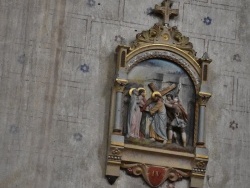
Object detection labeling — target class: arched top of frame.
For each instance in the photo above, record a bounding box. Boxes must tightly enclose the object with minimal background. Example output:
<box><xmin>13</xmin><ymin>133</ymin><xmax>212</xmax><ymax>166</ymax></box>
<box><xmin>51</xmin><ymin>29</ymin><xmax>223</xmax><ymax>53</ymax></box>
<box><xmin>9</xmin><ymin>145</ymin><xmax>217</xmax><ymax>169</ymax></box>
<box><xmin>125</xmin><ymin>45</ymin><xmax>201</xmax><ymax>94</ymax></box>
<box><xmin>115</xmin><ymin>24</ymin><xmax>203</xmax><ymax>94</ymax></box>
<box><xmin>126</xmin><ymin>44</ymin><xmax>201</xmax><ymax>75</ymax></box>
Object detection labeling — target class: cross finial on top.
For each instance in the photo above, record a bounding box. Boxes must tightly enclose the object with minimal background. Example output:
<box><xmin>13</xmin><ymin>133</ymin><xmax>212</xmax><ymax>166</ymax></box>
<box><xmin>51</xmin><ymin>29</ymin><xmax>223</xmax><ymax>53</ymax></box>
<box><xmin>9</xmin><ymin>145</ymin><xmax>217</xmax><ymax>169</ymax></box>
<box><xmin>154</xmin><ymin>0</ymin><xmax>179</xmax><ymax>26</ymax></box>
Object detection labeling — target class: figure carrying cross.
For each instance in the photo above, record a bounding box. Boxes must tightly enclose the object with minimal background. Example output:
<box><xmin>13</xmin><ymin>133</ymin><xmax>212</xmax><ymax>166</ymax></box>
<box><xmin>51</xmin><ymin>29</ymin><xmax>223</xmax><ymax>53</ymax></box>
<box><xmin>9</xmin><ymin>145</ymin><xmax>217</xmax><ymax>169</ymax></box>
<box><xmin>140</xmin><ymin>82</ymin><xmax>176</xmax><ymax>143</ymax></box>
<box><xmin>154</xmin><ymin>0</ymin><xmax>179</xmax><ymax>26</ymax></box>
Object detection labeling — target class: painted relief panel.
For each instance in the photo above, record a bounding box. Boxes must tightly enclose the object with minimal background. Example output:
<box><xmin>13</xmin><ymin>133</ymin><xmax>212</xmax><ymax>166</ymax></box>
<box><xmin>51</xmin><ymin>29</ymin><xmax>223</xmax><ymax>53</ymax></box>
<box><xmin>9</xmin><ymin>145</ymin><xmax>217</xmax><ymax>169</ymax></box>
<box><xmin>123</xmin><ymin>59</ymin><xmax>195</xmax><ymax>151</ymax></box>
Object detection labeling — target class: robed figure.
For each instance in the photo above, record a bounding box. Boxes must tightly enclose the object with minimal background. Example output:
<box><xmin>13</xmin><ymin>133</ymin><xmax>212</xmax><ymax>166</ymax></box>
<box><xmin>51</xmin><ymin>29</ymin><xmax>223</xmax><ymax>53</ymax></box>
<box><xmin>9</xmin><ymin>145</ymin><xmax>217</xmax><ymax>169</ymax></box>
<box><xmin>165</xmin><ymin>96</ymin><xmax>188</xmax><ymax>147</ymax></box>
<box><xmin>148</xmin><ymin>91</ymin><xmax>168</xmax><ymax>144</ymax></box>
<box><xmin>126</xmin><ymin>88</ymin><xmax>143</xmax><ymax>138</ymax></box>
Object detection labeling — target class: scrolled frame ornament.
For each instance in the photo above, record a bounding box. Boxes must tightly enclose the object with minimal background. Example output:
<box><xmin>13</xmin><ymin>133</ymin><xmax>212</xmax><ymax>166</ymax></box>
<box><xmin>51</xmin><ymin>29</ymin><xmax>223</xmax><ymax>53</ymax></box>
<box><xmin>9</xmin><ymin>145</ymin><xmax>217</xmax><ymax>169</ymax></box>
<box><xmin>121</xmin><ymin>163</ymin><xmax>191</xmax><ymax>188</ymax></box>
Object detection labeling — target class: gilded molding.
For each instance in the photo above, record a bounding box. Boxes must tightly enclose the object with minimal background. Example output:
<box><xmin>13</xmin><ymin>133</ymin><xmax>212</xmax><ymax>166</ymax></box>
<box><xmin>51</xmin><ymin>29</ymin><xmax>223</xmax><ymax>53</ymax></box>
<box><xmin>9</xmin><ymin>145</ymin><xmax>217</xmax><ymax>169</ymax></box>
<box><xmin>124</xmin><ymin>143</ymin><xmax>195</xmax><ymax>158</ymax></box>
<box><xmin>198</xmin><ymin>52</ymin><xmax>212</xmax><ymax>65</ymax></box>
<box><xmin>126</xmin><ymin>49</ymin><xmax>201</xmax><ymax>94</ymax></box>
<box><xmin>196</xmin><ymin>154</ymin><xmax>209</xmax><ymax>159</ymax></box>
<box><xmin>108</xmin><ymin>155</ymin><xmax>122</xmax><ymax>161</ymax></box>
<box><xmin>125</xmin><ymin>44</ymin><xmax>200</xmax><ymax>72</ymax></box>
<box><xmin>191</xmin><ymin>173</ymin><xmax>205</xmax><ymax>177</ymax></box>
<box><xmin>110</xmin><ymin>141</ymin><xmax>124</xmax><ymax>147</ymax></box>
<box><xmin>107</xmin><ymin>146</ymin><xmax>124</xmax><ymax>165</ymax></box>
<box><xmin>192</xmin><ymin>159</ymin><xmax>208</xmax><ymax>177</ymax></box>
<box><xmin>114</xmin><ymin>78</ymin><xmax>128</xmax><ymax>92</ymax></box>
<box><xmin>198</xmin><ymin>92</ymin><xmax>212</xmax><ymax>106</ymax></box>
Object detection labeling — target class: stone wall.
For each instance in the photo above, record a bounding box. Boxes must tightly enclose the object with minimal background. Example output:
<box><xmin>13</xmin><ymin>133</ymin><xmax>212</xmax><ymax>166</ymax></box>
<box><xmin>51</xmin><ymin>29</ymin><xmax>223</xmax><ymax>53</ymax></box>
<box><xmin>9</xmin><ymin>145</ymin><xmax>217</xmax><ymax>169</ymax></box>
<box><xmin>0</xmin><ymin>0</ymin><xmax>249</xmax><ymax>187</ymax></box>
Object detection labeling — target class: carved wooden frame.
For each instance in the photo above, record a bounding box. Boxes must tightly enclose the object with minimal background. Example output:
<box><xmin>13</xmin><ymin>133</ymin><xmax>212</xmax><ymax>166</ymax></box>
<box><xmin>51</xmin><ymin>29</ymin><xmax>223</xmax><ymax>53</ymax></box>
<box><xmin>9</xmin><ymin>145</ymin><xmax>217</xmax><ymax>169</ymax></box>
<box><xmin>105</xmin><ymin>1</ymin><xmax>212</xmax><ymax>188</ymax></box>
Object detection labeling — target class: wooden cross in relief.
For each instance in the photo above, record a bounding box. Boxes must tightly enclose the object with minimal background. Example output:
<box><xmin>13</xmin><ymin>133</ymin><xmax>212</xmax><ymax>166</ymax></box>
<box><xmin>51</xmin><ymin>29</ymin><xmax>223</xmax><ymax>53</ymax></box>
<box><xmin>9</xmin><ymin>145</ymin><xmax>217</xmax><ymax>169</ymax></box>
<box><xmin>154</xmin><ymin>0</ymin><xmax>179</xmax><ymax>26</ymax></box>
<box><xmin>148</xmin><ymin>82</ymin><xmax>176</xmax><ymax>97</ymax></box>
<box><xmin>143</xmin><ymin>82</ymin><xmax>176</xmax><ymax>109</ymax></box>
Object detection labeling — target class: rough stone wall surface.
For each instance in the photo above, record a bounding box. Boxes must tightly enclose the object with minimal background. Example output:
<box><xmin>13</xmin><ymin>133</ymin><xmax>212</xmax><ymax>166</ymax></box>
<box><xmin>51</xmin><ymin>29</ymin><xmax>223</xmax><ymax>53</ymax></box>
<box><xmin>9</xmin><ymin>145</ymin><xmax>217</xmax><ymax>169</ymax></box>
<box><xmin>0</xmin><ymin>0</ymin><xmax>249</xmax><ymax>188</ymax></box>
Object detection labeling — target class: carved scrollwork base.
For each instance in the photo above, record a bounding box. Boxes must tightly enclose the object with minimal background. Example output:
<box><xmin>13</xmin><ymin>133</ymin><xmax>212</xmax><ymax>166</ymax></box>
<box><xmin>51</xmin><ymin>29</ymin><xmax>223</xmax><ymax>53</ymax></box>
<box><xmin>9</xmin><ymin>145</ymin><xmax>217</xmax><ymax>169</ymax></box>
<box><xmin>121</xmin><ymin>163</ymin><xmax>191</xmax><ymax>188</ymax></box>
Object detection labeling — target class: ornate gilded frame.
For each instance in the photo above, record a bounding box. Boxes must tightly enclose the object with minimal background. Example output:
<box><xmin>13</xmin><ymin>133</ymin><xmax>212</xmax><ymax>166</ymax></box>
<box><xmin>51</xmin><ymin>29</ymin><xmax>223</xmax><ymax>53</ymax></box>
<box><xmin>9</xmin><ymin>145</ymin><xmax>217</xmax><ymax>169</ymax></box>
<box><xmin>105</xmin><ymin>1</ymin><xmax>212</xmax><ymax>187</ymax></box>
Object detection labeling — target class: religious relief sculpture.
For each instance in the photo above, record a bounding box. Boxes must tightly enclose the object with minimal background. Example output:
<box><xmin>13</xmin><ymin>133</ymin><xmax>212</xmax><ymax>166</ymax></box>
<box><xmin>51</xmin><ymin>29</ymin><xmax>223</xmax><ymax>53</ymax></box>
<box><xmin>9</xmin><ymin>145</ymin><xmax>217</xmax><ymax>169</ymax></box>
<box><xmin>148</xmin><ymin>91</ymin><xmax>168</xmax><ymax>144</ymax></box>
<box><xmin>126</xmin><ymin>88</ymin><xmax>145</xmax><ymax>138</ymax></box>
<box><xmin>165</xmin><ymin>94</ymin><xmax>188</xmax><ymax>147</ymax></box>
<box><xmin>123</xmin><ymin>58</ymin><xmax>194</xmax><ymax>150</ymax></box>
<box><xmin>106</xmin><ymin>1</ymin><xmax>212</xmax><ymax>188</ymax></box>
